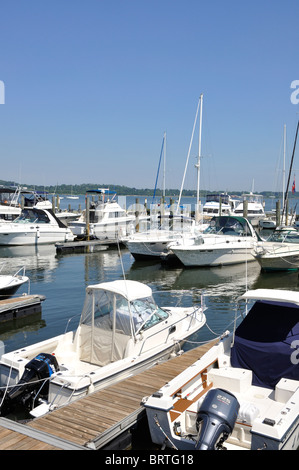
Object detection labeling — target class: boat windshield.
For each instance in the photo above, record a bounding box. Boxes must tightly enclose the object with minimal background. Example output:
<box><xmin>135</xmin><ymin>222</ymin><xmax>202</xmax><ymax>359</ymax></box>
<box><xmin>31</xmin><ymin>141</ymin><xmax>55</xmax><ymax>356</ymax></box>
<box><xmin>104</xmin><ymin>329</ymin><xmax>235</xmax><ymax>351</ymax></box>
<box><xmin>267</xmin><ymin>230</ymin><xmax>299</xmax><ymax>244</ymax></box>
<box><xmin>13</xmin><ymin>208</ymin><xmax>50</xmax><ymax>224</ymax></box>
<box><xmin>204</xmin><ymin>216</ymin><xmax>251</xmax><ymax>236</ymax></box>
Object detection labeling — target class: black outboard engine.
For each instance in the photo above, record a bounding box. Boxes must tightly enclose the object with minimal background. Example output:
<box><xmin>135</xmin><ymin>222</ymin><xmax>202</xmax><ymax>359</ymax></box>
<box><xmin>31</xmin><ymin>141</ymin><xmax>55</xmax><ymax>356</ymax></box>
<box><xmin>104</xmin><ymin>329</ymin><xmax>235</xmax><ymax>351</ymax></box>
<box><xmin>0</xmin><ymin>353</ymin><xmax>59</xmax><ymax>416</ymax></box>
<box><xmin>195</xmin><ymin>388</ymin><xmax>240</xmax><ymax>450</ymax></box>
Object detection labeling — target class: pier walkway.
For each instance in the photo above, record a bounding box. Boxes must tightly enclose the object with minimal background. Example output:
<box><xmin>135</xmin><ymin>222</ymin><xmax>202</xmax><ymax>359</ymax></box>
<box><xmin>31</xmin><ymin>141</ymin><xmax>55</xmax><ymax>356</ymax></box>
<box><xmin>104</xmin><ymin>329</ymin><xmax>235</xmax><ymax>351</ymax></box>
<box><xmin>0</xmin><ymin>340</ymin><xmax>217</xmax><ymax>450</ymax></box>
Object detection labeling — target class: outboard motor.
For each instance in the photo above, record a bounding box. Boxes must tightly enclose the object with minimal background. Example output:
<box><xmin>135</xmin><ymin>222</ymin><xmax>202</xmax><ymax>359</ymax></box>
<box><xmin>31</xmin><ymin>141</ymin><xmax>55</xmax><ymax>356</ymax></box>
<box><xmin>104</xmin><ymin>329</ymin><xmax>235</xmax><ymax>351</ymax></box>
<box><xmin>195</xmin><ymin>388</ymin><xmax>240</xmax><ymax>450</ymax></box>
<box><xmin>0</xmin><ymin>353</ymin><xmax>59</xmax><ymax>416</ymax></box>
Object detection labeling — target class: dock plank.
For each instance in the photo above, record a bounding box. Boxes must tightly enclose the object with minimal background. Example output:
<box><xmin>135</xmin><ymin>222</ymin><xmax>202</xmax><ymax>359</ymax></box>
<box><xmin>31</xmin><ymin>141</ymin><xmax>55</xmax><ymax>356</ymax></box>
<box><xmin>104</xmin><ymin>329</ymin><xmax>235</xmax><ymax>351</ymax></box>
<box><xmin>27</xmin><ymin>340</ymin><xmax>217</xmax><ymax>449</ymax></box>
<box><xmin>0</xmin><ymin>340</ymin><xmax>218</xmax><ymax>450</ymax></box>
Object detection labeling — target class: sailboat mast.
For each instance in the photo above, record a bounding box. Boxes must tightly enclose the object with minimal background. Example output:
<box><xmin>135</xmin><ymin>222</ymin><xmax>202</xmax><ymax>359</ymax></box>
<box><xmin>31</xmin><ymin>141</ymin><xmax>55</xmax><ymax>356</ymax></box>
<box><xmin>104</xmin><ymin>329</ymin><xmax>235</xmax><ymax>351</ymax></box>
<box><xmin>196</xmin><ymin>93</ymin><xmax>203</xmax><ymax>204</ymax></box>
<box><xmin>163</xmin><ymin>132</ymin><xmax>166</xmax><ymax>199</ymax></box>
<box><xmin>282</xmin><ymin>124</ymin><xmax>286</xmax><ymax>213</ymax></box>
<box><xmin>282</xmin><ymin>120</ymin><xmax>299</xmax><ymax>219</ymax></box>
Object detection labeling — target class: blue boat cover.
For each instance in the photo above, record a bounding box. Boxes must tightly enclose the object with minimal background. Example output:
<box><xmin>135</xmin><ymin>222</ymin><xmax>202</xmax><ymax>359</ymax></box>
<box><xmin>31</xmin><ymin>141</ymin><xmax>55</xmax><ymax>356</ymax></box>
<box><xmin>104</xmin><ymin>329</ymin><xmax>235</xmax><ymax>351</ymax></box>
<box><xmin>231</xmin><ymin>300</ymin><xmax>299</xmax><ymax>389</ymax></box>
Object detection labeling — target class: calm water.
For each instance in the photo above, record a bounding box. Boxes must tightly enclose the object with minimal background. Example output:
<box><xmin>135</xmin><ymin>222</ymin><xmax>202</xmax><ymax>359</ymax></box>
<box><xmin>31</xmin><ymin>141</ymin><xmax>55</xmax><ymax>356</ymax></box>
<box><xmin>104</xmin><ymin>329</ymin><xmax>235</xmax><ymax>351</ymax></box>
<box><xmin>1</xmin><ymin>194</ymin><xmax>299</xmax><ymax>356</ymax></box>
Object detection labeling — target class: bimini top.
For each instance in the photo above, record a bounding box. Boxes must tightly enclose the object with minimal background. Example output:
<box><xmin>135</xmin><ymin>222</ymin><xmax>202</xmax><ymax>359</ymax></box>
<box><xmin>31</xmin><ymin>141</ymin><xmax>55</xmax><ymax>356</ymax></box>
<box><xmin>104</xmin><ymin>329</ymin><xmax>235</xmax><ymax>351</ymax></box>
<box><xmin>86</xmin><ymin>280</ymin><xmax>153</xmax><ymax>302</ymax></box>
<box><xmin>238</xmin><ymin>288</ymin><xmax>299</xmax><ymax>306</ymax></box>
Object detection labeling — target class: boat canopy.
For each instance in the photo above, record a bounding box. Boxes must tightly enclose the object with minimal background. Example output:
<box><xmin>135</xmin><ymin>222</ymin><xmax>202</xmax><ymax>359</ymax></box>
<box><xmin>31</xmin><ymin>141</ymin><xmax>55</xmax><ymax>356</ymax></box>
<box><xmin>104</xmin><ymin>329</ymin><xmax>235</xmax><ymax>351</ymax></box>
<box><xmin>87</xmin><ymin>280</ymin><xmax>152</xmax><ymax>301</ymax></box>
<box><xmin>78</xmin><ymin>280</ymin><xmax>169</xmax><ymax>366</ymax></box>
<box><xmin>238</xmin><ymin>288</ymin><xmax>299</xmax><ymax>306</ymax></box>
<box><xmin>231</xmin><ymin>292</ymin><xmax>299</xmax><ymax>389</ymax></box>
<box><xmin>204</xmin><ymin>216</ymin><xmax>255</xmax><ymax>236</ymax></box>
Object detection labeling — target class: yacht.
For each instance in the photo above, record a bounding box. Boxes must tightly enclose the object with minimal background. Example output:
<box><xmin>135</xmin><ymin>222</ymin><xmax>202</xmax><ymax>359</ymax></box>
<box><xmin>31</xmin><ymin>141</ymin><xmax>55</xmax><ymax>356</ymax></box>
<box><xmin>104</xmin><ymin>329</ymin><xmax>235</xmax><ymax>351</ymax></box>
<box><xmin>253</xmin><ymin>228</ymin><xmax>299</xmax><ymax>271</ymax></box>
<box><xmin>0</xmin><ymin>206</ymin><xmax>75</xmax><ymax>245</ymax></box>
<box><xmin>0</xmin><ymin>279</ymin><xmax>206</xmax><ymax>418</ymax></box>
<box><xmin>202</xmin><ymin>193</ymin><xmax>240</xmax><ymax>219</ymax></box>
<box><xmin>232</xmin><ymin>193</ymin><xmax>265</xmax><ymax>227</ymax></box>
<box><xmin>168</xmin><ymin>216</ymin><xmax>258</xmax><ymax>267</ymax></box>
<box><xmin>123</xmin><ymin>215</ymin><xmax>197</xmax><ymax>260</ymax></box>
<box><xmin>69</xmin><ymin>189</ymin><xmax>135</xmax><ymax>240</ymax></box>
<box><xmin>144</xmin><ymin>289</ymin><xmax>299</xmax><ymax>450</ymax></box>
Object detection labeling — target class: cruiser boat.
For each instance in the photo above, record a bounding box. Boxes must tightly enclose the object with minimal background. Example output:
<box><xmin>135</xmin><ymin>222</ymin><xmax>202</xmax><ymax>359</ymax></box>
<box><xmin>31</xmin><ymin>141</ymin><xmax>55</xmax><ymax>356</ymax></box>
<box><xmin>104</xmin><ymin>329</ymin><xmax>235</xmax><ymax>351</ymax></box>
<box><xmin>123</xmin><ymin>216</ymin><xmax>198</xmax><ymax>260</ymax></box>
<box><xmin>0</xmin><ymin>279</ymin><xmax>206</xmax><ymax>418</ymax></box>
<box><xmin>69</xmin><ymin>189</ymin><xmax>135</xmax><ymax>240</ymax></box>
<box><xmin>144</xmin><ymin>289</ymin><xmax>299</xmax><ymax>450</ymax></box>
<box><xmin>253</xmin><ymin>228</ymin><xmax>299</xmax><ymax>271</ymax></box>
<box><xmin>168</xmin><ymin>216</ymin><xmax>258</xmax><ymax>267</ymax></box>
<box><xmin>0</xmin><ymin>206</ymin><xmax>75</xmax><ymax>245</ymax></box>
<box><xmin>202</xmin><ymin>193</ymin><xmax>240</xmax><ymax>220</ymax></box>
<box><xmin>232</xmin><ymin>193</ymin><xmax>265</xmax><ymax>227</ymax></box>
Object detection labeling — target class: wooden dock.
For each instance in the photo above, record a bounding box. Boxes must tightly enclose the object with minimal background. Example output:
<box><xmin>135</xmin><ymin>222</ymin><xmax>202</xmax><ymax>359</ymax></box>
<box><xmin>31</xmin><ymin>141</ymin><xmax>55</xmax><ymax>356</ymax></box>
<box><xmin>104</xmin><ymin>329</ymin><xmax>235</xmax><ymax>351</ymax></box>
<box><xmin>0</xmin><ymin>294</ymin><xmax>45</xmax><ymax>322</ymax></box>
<box><xmin>55</xmin><ymin>239</ymin><xmax>119</xmax><ymax>254</ymax></box>
<box><xmin>0</xmin><ymin>340</ymin><xmax>217</xmax><ymax>450</ymax></box>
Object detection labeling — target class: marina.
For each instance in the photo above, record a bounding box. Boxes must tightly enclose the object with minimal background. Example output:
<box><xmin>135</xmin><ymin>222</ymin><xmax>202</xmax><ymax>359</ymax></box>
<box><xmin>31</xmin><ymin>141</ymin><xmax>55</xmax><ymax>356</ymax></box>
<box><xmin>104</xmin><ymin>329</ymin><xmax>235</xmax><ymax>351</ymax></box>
<box><xmin>0</xmin><ymin>195</ymin><xmax>298</xmax><ymax>451</ymax></box>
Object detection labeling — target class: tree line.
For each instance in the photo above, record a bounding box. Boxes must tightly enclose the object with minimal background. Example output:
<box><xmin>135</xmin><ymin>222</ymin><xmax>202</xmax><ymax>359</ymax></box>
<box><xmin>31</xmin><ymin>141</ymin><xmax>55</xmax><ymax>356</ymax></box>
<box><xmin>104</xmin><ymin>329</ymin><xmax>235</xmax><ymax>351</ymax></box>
<box><xmin>0</xmin><ymin>180</ymin><xmax>296</xmax><ymax>198</ymax></box>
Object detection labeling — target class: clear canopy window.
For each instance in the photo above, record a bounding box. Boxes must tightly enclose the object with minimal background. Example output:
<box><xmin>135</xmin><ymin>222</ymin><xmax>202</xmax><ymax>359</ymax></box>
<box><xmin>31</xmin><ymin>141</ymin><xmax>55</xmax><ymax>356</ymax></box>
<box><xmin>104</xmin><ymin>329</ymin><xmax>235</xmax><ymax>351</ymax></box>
<box><xmin>78</xmin><ymin>281</ymin><xmax>169</xmax><ymax>366</ymax></box>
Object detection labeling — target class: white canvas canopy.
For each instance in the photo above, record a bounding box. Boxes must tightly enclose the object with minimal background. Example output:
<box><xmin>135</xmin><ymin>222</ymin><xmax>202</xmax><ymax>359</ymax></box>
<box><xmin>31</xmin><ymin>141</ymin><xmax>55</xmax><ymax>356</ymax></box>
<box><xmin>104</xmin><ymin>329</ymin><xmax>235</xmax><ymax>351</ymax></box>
<box><xmin>77</xmin><ymin>280</ymin><xmax>169</xmax><ymax>366</ymax></box>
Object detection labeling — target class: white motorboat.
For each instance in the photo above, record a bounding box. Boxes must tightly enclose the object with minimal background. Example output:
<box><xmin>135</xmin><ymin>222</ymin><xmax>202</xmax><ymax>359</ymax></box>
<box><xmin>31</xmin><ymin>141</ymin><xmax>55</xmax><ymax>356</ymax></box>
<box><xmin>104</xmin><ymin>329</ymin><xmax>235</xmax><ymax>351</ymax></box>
<box><xmin>0</xmin><ymin>206</ymin><xmax>75</xmax><ymax>246</ymax></box>
<box><xmin>233</xmin><ymin>193</ymin><xmax>265</xmax><ymax>227</ymax></box>
<box><xmin>168</xmin><ymin>216</ymin><xmax>258</xmax><ymax>267</ymax></box>
<box><xmin>254</xmin><ymin>228</ymin><xmax>299</xmax><ymax>271</ymax></box>
<box><xmin>124</xmin><ymin>216</ymin><xmax>198</xmax><ymax>260</ymax></box>
<box><xmin>0</xmin><ymin>279</ymin><xmax>206</xmax><ymax>418</ymax></box>
<box><xmin>202</xmin><ymin>193</ymin><xmax>240</xmax><ymax>219</ymax></box>
<box><xmin>69</xmin><ymin>189</ymin><xmax>135</xmax><ymax>240</ymax></box>
<box><xmin>0</xmin><ymin>265</ymin><xmax>29</xmax><ymax>298</ymax></box>
<box><xmin>144</xmin><ymin>288</ymin><xmax>299</xmax><ymax>450</ymax></box>
<box><xmin>0</xmin><ymin>186</ymin><xmax>22</xmax><ymax>221</ymax></box>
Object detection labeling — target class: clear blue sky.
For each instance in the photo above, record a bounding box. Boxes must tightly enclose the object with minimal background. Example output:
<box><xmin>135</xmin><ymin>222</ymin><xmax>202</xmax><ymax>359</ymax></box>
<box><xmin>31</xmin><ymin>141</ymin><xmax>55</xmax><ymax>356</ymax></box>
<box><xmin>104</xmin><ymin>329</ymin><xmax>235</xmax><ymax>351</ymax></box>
<box><xmin>0</xmin><ymin>0</ymin><xmax>298</xmax><ymax>192</ymax></box>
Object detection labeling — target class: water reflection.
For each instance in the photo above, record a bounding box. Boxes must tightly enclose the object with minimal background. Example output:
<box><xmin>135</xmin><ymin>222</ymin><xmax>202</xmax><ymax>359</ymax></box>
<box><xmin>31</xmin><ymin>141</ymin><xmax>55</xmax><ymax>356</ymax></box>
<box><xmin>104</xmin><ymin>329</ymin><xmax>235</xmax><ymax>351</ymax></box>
<box><xmin>0</xmin><ymin>245</ymin><xmax>59</xmax><ymax>283</ymax></box>
<box><xmin>1</xmin><ymin>242</ymin><xmax>299</xmax><ymax>356</ymax></box>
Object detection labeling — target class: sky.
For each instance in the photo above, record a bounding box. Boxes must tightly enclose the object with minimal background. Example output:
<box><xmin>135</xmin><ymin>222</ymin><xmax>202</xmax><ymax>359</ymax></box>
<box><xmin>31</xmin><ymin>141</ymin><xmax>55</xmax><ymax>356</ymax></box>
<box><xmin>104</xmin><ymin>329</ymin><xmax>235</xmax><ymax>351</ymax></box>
<box><xmin>0</xmin><ymin>0</ymin><xmax>299</xmax><ymax>193</ymax></box>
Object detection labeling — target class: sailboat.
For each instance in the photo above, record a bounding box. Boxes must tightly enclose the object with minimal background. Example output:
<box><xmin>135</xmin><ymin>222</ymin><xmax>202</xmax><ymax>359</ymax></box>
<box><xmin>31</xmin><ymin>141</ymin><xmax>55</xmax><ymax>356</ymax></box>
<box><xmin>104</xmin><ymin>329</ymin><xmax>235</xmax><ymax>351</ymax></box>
<box><xmin>124</xmin><ymin>98</ymin><xmax>206</xmax><ymax>260</ymax></box>
<box><xmin>253</xmin><ymin>121</ymin><xmax>299</xmax><ymax>271</ymax></box>
<box><xmin>66</xmin><ymin>187</ymin><xmax>79</xmax><ymax>200</ymax></box>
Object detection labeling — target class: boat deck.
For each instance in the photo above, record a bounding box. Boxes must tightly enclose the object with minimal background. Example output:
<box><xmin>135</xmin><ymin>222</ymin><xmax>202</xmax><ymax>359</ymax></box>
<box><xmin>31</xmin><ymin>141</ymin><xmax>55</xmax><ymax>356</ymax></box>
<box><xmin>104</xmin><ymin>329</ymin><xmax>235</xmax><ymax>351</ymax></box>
<box><xmin>0</xmin><ymin>340</ymin><xmax>217</xmax><ymax>450</ymax></box>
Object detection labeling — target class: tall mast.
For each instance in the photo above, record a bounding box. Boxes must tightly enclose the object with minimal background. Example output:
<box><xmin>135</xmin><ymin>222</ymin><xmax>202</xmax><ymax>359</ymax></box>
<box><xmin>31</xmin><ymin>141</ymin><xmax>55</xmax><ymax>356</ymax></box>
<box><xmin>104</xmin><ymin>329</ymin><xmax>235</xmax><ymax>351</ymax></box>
<box><xmin>163</xmin><ymin>132</ymin><xmax>166</xmax><ymax>198</ymax></box>
<box><xmin>195</xmin><ymin>93</ymin><xmax>203</xmax><ymax>204</ymax></box>
<box><xmin>282</xmin><ymin>124</ymin><xmax>286</xmax><ymax>212</ymax></box>
<box><xmin>282</xmin><ymin>120</ymin><xmax>299</xmax><ymax>219</ymax></box>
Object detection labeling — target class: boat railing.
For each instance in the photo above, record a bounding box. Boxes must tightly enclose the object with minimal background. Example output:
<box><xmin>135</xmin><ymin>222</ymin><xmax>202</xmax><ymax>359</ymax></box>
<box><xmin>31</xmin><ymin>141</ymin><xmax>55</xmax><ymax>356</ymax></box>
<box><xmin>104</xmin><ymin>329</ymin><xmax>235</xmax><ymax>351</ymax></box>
<box><xmin>137</xmin><ymin>306</ymin><xmax>204</xmax><ymax>357</ymax></box>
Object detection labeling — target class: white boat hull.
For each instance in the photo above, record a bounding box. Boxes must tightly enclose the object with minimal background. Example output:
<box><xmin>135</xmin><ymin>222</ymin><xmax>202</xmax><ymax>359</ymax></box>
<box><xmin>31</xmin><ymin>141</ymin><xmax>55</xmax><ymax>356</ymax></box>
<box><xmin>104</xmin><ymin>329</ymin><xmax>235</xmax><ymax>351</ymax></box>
<box><xmin>172</xmin><ymin>242</ymin><xmax>256</xmax><ymax>267</ymax></box>
<box><xmin>0</xmin><ymin>227</ymin><xmax>74</xmax><ymax>246</ymax></box>
<box><xmin>0</xmin><ymin>285</ymin><xmax>206</xmax><ymax>417</ymax></box>
<box><xmin>144</xmin><ymin>335</ymin><xmax>299</xmax><ymax>450</ymax></box>
<box><xmin>255</xmin><ymin>245</ymin><xmax>299</xmax><ymax>271</ymax></box>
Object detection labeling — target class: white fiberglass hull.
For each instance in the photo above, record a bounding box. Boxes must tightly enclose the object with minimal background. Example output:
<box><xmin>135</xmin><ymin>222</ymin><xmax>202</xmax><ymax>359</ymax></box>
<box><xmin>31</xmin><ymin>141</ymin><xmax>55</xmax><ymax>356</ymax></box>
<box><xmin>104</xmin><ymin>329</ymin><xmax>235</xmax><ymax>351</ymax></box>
<box><xmin>125</xmin><ymin>230</ymin><xmax>196</xmax><ymax>260</ymax></box>
<box><xmin>70</xmin><ymin>218</ymin><xmax>135</xmax><ymax>239</ymax></box>
<box><xmin>144</xmin><ymin>335</ymin><xmax>299</xmax><ymax>451</ymax></box>
<box><xmin>0</xmin><ymin>304</ymin><xmax>206</xmax><ymax>417</ymax></box>
<box><xmin>255</xmin><ymin>244</ymin><xmax>299</xmax><ymax>271</ymax></box>
<box><xmin>0</xmin><ymin>226</ymin><xmax>74</xmax><ymax>246</ymax></box>
<box><xmin>126</xmin><ymin>238</ymin><xmax>173</xmax><ymax>259</ymax></box>
<box><xmin>171</xmin><ymin>241</ymin><xmax>255</xmax><ymax>267</ymax></box>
